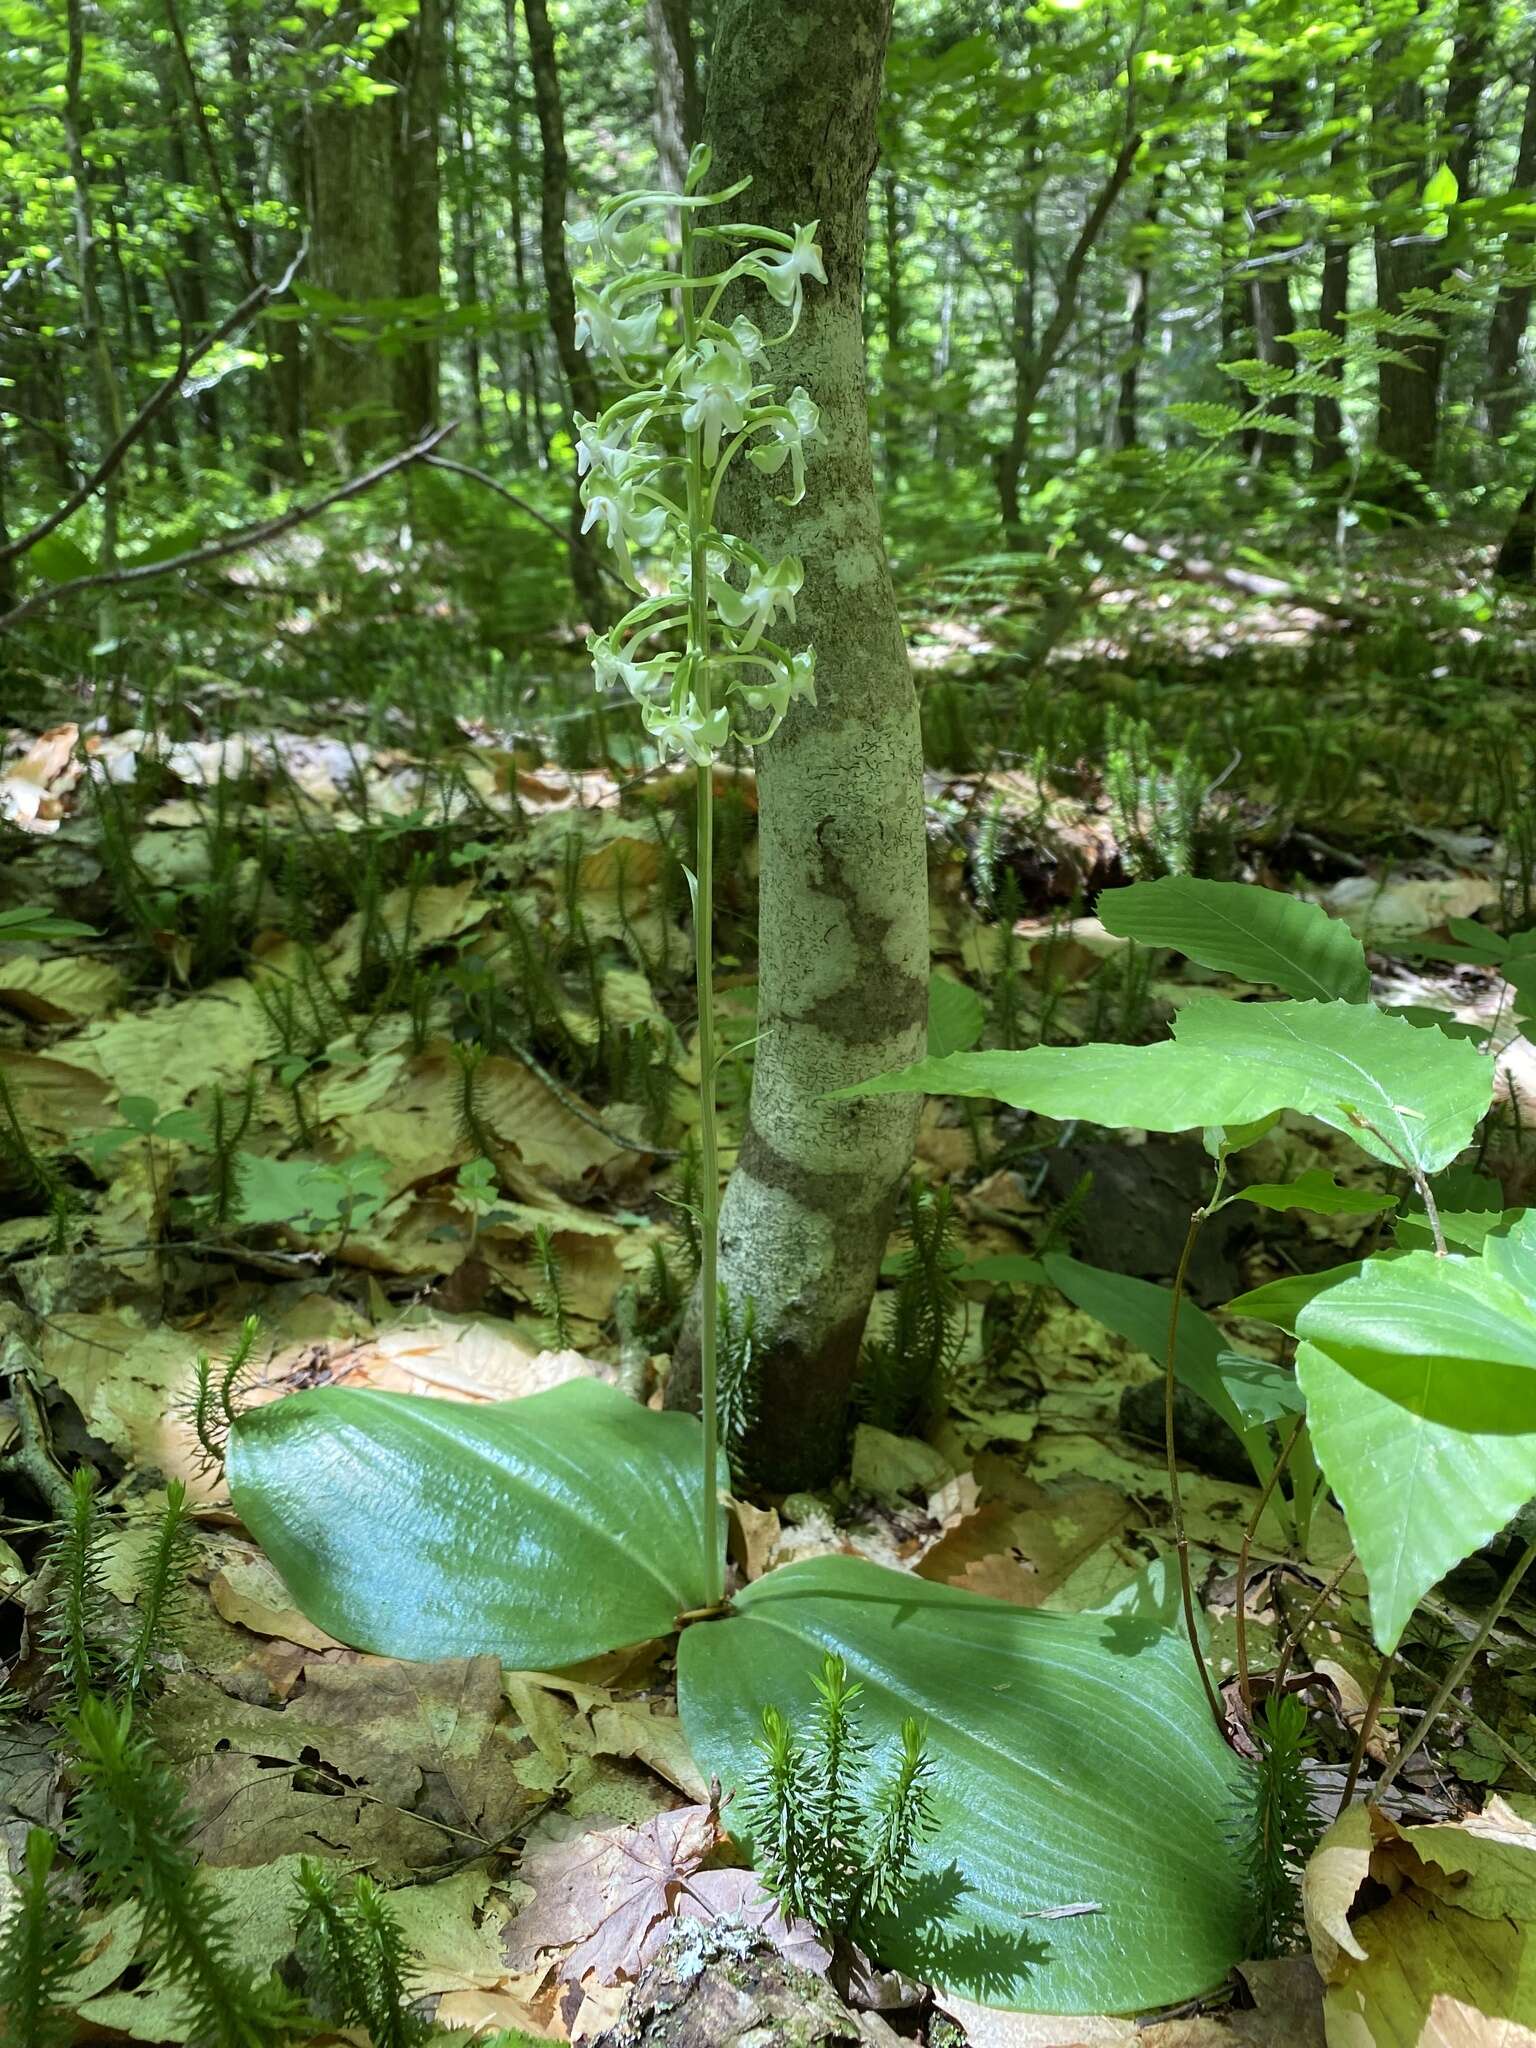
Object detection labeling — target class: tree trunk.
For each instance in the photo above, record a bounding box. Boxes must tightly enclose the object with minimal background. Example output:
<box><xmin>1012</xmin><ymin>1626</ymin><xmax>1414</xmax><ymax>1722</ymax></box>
<box><xmin>63</xmin><ymin>0</ymin><xmax>123</xmax><ymax>589</ymax></box>
<box><xmin>447</xmin><ymin>0</ymin><xmax>487</xmax><ymax>454</ymax></box>
<box><xmin>502</xmin><ymin>0</ymin><xmax>546</xmax><ymax>464</ymax></box>
<box><xmin>1313</xmin><ymin>124</ymin><xmax>1352</xmax><ymax>475</ymax></box>
<box><xmin>1496</xmin><ymin>477</ymin><xmax>1536</xmax><ymax>580</ymax></box>
<box><xmin>1372</xmin><ymin>0</ymin><xmax>1487</xmax><ymax>509</ymax></box>
<box><xmin>1113</xmin><ymin>170</ymin><xmax>1162</xmax><ymax>452</ymax></box>
<box><xmin>1249</xmin><ymin>84</ymin><xmax>1300</xmax><ymax>467</ymax></box>
<box><xmin>1486</xmin><ymin>63</ymin><xmax>1536</xmax><ymax>444</ymax></box>
<box><xmin>647</xmin><ymin>0</ymin><xmax>699</xmax><ymax>193</ymax></box>
<box><xmin>151</xmin><ymin>35</ymin><xmax>220</xmax><ymax>446</ymax></box>
<box><xmin>1221</xmin><ymin>100</ymin><xmax>1258</xmax><ymax>462</ymax></box>
<box><xmin>997</xmin><ymin>132</ymin><xmax>1139</xmax><ymax>536</ymax></box>
<box><xmin>665</xmin><ymin>0</ymin><xmax>929</xmax><ymax>1491</ymax></box>
<box><xmin>878</xmin><ymin>167</ymin><xmax>904</xmax><ymax>478</ymax></box>
<box><xmin>308</xmin><ymin>1</ymin><xmax>441</xmax><ymax>456</ymax></box>
<box><xmin>521</xmin><ymin>0</ymin><xmax>609</xmax><ymax>625</ymax></box>
<box><xmin>384</xmin><ymin>0</ymin><xmax>444</xmax><ymax>438</ymax></box>
<box><xmin>308</xmin><ymin>10</ymin><xmax>400</xmax><ymax>455</ymax></box>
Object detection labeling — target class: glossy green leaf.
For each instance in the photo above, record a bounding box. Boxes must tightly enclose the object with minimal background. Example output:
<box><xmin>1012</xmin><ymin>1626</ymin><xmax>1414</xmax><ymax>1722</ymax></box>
<box><xmin>1488</xmin><ymin>1213</ymin><xmax>1536</xmax><ymax>1296</ymax></box>
<box><xmin>1232</xmin><ymin>1169</ymin><xmax>1395</xmax><ymax>1216</ymax></box>
<box><xmin>679</xmin><ymin>1556</ymin><xmax>1245</xmax><ymax>2013</ymax></box>
<box><xmin>227</xmin><ymin>1380</ymin><xmax>715</xmax><ymax>1667</ymax></box>
<box><xmin>1227</xmin><ymin>1259</ymin><xmax>1382</xmax><ymax>1335</ymax></box>
<box><xmin>1044</xmin><ymin>1254</ymin><xmax>1293</xmax><ymax>1443</ymax></box>
<box><xmin>1296</xmin><ymin>1247</ymin><xmax>1536</xmax><ymax>1651</ymax></box>
<box><xmin>1098</xmin><ymin>878</ymin><xmax>1370</xmax><ymax>1002</ymax></box>
<box><xmin>840</xmin><ymin>1000</ymin><xmax>1491</xmax><ymax>1178</ymax></box>
<box><xmin>963</xmin><ymin>1252</ymin><xmax>1049</xmax><ymax>1287</ymax></box>
<box><xmin>1172</xmin><ymin>1001</ymin><xmax>1491</xmax><ymax>1175</ymax></box>
<box><xmin>927</xmin><ymin>969</ymin><xmax>986</xmax><ymax>1057</ymax></box>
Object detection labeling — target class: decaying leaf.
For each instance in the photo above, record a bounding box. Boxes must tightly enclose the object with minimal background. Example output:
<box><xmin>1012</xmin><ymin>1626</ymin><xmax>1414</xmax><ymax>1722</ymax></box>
<box><xmin>504</xmin><ymin>1801</ymin><xmax>726</xmax><ymax>1986</ymax></box>
<box><xmin>1305</xmin><ymin>1798</ymin><xmax>1536</xmax><ymax>2044</ymax></box>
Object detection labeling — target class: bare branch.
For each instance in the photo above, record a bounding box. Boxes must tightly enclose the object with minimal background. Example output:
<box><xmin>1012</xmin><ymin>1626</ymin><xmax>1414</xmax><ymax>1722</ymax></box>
<box><xmin>0</xmin><ymin>247</ymin><xmax>306</xmax><ymax>571</ymax></box>
<box><xmin>422</xmin><ymin>452</ymin><xmax>626</xmax><ymax>581</ymax></box>
<box><xmin>0</xmin><ymin>419</ymin><xmax>456</xmax><ymax>634</ymax></box>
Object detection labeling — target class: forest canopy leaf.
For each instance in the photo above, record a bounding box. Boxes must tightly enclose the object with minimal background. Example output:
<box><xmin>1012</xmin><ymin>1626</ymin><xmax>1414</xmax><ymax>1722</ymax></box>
<box><xmin>1097</xmin><ymin>879</ymin><xmax>1370</xmax><ymax>1003</ymax></box>
<box><xmin>1295</xmin><ymin>1242</ymin><xmax>1536</xmax><ymax>1650</ymax></box>
<box><xmin>227</xmin><ymin>1380</ymin><xmax>716</xmax><ymax>1667</ymax></box>
<box><xmin>678</xmin><ymin>1554</ymin><xmax>1247</xmax><ymax>2014</ymax></box>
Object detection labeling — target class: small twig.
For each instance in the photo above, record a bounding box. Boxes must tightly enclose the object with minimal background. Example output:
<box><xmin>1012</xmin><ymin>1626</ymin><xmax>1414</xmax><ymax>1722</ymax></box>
<box><xmin>1273</xmin><ymin>1548</ymin><xmax>1359</xmax><ymax>1692</ymax></box>
<box><xmin>1</xmin><ymin>1372</ymin><xmax>74</xmax><ymax>1516</ymax></box>
<box><xmin>422</xmin><ymin>453</ymin><xmax>627</xmax><ymax>580</ymax></box>
<box><xmin>1235</xmin><ymin>1413</ymin><xmax>1307</xmax><ymax>1711</ymax></box>
<box><xmin>1341</xmin><ymin>1653</ymin><xmax>1394</xmax><ymax>1807</ymax></box>
<box><xmin>1165</xmin><ymin>1207</ymin><xmax>1225</xmax><ymax>1727</ymax></box>
<box><xmin>1371</xmin><ymin>1536</ymin><xmax>1536</xmax><ymax>1806</ymax></box>
<box><xmin>0</xmin><ymin>418</ymin><xmax>456</xmax><ymax>631</ymax></box>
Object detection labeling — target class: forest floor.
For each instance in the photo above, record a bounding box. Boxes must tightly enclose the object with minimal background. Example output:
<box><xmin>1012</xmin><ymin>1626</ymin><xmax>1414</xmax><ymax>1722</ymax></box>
<box><xmin>3</xmin><ymin>549</ymin><xmax>1536</xmax><ymax>2045</ymax></box>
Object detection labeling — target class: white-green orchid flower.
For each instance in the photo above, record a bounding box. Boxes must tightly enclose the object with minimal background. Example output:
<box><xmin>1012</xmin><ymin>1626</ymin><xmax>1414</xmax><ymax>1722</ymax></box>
<box><xmin>580</xmin><ymin>483</ymin><xmax>670</xmax><ymax>588</ymax></box>
<box><xmin>747</xmin><ymin>386</ymin><xmax>823</xmax><ymax>503</ymax></box>
<box><xmin>728</xmin><ymin>315</ymin><xmax>767</xmax><ymax>363</ymax></box>
<box><xmin>642</xmin><ymin>692</ymin><xmax>730</xmax><ymax>765</ymax></box>
<box><xmin>715</xmin><ymin>555</ymin><xmax>803</xmax><ymax>649</ymax></box>
<box><xmin>741</xmin><ymin>223</ymin><xmax>826</xmax><ymax>323</ymax></box>
<box><xmin>589</xmin><ymin>635</ymin><xmax>674</xmax><ymax>705</ymax></box>
<box><xmin>678</xmin><ymin>335</ymin><xmax>756</xmax><ymax>465</ymax></box>
<box><xmin>574</xmin><ymin>412</ymin><xmax>660</xmax><ymax>485</ymax></box>
<box><xmin>786</xmin><ymin>647</ymin><xmax>816</xmax><ymax>703</ymax></box>
<box><xmin>566</xmin><ymin>211</ymin><xmax>653</xmax><ymax>272</ymax></box>
<box><xmin>574</xmin><ymin>282</ymin><xmax>662</xmax><ymax>366</ymax></box>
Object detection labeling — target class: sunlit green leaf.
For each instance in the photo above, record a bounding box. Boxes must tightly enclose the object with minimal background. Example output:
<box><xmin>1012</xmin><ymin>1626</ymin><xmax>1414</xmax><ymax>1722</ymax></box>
<box><xmin>227</xmin><ymin>1381</ymin><xmax>717</xmax><ymax>1667</ymax></box>
<box><xmin>679</xmin><ymin>1555</ymin><xmax>1246</xmax><ymax>2012</ymax></box>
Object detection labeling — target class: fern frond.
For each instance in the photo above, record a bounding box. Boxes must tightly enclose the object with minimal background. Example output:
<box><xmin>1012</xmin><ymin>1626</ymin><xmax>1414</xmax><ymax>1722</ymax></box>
<box><xmin>68</xmin><ymin>1697</ymin><xmax>298</xmax><ymax>2048</ymax></box>
<box><xmin>861</xmin><ymin>1717</ymin><xmax>939</xmax><ymax>1920</ymax></box>
<box><xmin>532</xmin><ymin>1224</ymin><xmax>573</xmax><ymax>1349</ymax></box>
<box><xmin>0</xmin><ymin>1828</ymin><xmax>86</xmax><ymax>2048</ymax></box>
<box><xmin>1235</xmin><ymin>1693</ymin><xmax>1322</xmax><ymax>1957</ymax></box>
<box><xmin>42</xmin><ymin>1467</ymin><xmax>108</xmax><ymax>1711</ymax></box>
<box><xmin>123</xmin><ymin>1483</ymin><xmax>197</xmax><ymax>1698</ymax></box>
<box><xmin>715</xmin><ymin>1286</ymin><xmax>758</xmax><ymax>1461</ymax></box>
<box><xmin>453</xmin><ymin>1042</ymin><xmax>497</xmax><ymax>1162</ymax></box>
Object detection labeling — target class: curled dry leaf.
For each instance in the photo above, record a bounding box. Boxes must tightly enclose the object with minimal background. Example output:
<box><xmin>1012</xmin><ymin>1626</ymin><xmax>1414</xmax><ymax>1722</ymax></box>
<box><xmin>1304</xmin><ymin>1797</ymin><xmax>1536</xmax><ymax>2045</ymax></box>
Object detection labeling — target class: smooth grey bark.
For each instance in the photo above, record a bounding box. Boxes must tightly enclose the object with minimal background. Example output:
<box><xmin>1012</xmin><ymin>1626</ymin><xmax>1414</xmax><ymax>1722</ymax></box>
<box><xmin>665</xmin><ymin>0</ymin><xmax>928</xmax><ymax>1490</ymax></box>
<box><xmin>646</xmin><ymin>0</ymin><xmax>699</xmax><ymax>193</ymax></box>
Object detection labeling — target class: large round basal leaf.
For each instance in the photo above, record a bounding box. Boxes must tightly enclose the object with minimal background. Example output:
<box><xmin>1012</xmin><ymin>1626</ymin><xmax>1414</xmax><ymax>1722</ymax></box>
<box><xmin>679</xmin><ymin>1556</ymin><xmax>1247</xmax><ymax>2014</ymax></box>
<box><xmin>1098</xmin><ymin>878</ymin><xmax>1371</xmax><ymax>1003</ymax></box>
<box><xmin>227</xmin><ymin>1380</ymin><xmax>715</xmax><ymax>1667</ymax></box>
<box><xmin>1296</xmin><ymin>1249</ymin><xmax>1536</xmax><ymax>1652</ymax></box>
<box><xmin>836</xmin><ymin>1003</ymin><xmax>1491</xmax><ymax>1178</ymax></box>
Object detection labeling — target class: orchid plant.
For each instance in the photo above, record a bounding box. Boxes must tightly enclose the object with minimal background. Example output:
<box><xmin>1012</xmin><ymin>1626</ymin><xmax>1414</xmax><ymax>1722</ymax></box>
<box><xmin>570</xmin><ymin>144</ymin><xmax>826</xmax><ymax>1605</ymax></box>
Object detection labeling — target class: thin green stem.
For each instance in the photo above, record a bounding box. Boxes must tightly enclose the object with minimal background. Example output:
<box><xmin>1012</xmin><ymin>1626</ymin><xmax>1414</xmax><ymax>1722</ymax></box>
<box><xmin>1370</xmin><ymin>1536</ymin><xmax>1536</xmax><ymax>1806</ymax></box>
<box><xmin>682</xmin><ymin>205</ymin><xmax>724</xmax><ymax>1609</ymax></box>
<box><xmin>1341</xmin><ymin>1652</ymin><xmax>1393</xmax><ymax>1808</ymax></box>
<box><xmin>1166</xmin><ymin>1198</ymin><xmax>1225</xmax><ymax>1728</ymax></box>
<box><xmin>1235</xmin><ymin>1413</ymin><xmax>1306</xmax><ymax>1712</ymax></box>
